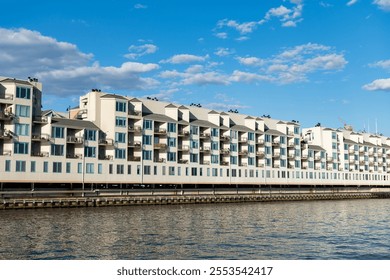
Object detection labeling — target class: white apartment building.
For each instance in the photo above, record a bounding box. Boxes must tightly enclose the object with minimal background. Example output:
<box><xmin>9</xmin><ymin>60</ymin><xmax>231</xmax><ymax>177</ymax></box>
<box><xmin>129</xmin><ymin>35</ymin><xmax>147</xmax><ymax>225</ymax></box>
<box><xmin>1</xmin><ymin>76</ymin><xmax>389</xmax><ymax>190</ymax></box>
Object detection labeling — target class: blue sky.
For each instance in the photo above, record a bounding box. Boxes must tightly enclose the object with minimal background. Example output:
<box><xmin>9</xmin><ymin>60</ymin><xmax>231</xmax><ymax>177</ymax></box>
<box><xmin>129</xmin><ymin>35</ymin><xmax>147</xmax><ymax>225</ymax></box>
<box><xmin>1</xmin><ymin>0</ymin><xmax>390</xmax><ymax>134</ymax></box>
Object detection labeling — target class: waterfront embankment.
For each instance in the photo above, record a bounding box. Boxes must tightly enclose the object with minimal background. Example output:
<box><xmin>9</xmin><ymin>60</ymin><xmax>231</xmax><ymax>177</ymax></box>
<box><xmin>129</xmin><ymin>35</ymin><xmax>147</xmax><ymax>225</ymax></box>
<box><xmin>2</xmin><ymin>187</ymin><xmax>390</xmax><ymax>210</ymax></box>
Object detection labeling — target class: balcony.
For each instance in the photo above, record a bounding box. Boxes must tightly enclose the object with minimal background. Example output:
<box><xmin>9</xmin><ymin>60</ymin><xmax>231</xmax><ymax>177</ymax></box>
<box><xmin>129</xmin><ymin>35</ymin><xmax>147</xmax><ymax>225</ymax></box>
<box><xmin>178</xmin><ymin>145</ymin><xmax>190</xmax><ymax>152</ymax></box>
<box><xmin>32</xmin><ymin>134</ymin><xmax>51</xmax><ymax>141</ymax></box>
<box><xmin>238</xmin><ymin>150</ymin><xmax>248</xmax><ymax>156</ymax></box>
<box><xmin>327</xmin><ymin>156</ymin><xmax>333</xmax><ymax>162</ymax></box>
<box><xmin>0</xmin><ymin>129</ymin><xmax>12</xmax><ymax>140</ymax></box>
<box><xmin>220</xmin><ymin>135</ymin><xmax>230</xmax><ymax>142</ymax></box>
<box><xmin>98</xmin><ymin>155</ymin><xmax>113</xmax><ymax>160</ymax></box>
<box><xmin>154</xmin><ymin>143</ymin><xmax>167</xmax><ymax>150</ymax></box>
<box><xmin>288</xmin><ymin>154</ymin><xmax>295</xmax><ymax>159</ymax></box>
<box><xmin>199</xmin><ymin>146</ymin><xmax>211</xmax><ymax>153</ymax></box>
<box><xmin>272</xmin><ymin>152</ymin><xmax>280</xmax><ymax>158</ymax></box>
<box><xmin>0</xmin><ymin>93</ymin><xmax>13</xmax><ymax>102</ymax></box>
<box><xmin>1</xmin><ymin>150</ymin><xmax>11</xmax><ymax>156</ymax></box>
<box><xmin>67</xmin><ymin>154</ymin><xmax>84</xmax><ymax>159</ymax></box>
<box><xmin>256</xmin><ymin>139</ymin><xmax>265</xmax><ymax>145</ymax></box>
<box><xmin>199</xmin><ymin>133</ymin><xmax>210</xmax><ymax>139</ymax></box>
<box><xmin>129</xmin><ymin>156</ymin><xmax>141</xmax><ymax>162</ymax></box>
<box><xmin>98</xmin><ymin>138</ymin><xmax>114</xmax><ymax>146</ymax></box>
<box><xmin>220</xmin><ymin>148</ymin><xmax>230</xmax><ymax>155</ymax></box>
<box><xmin>67</xmin><ymin>136</ymin><xmax>83</xmax><ymax>144</ymax></box>
<box><xmin>315</xmin><ymin>156</ymin><xmax>322</xmax><ymax>161</ymax></box>
<box><xmin>201</xmin><ymin>161</ymin><xmax>210</xmax><ymax>165</ymax></box>
<box><xmin>239</xmin><ymin>163</ymin><xmax>248</xmax><ymax>167</ymax></box>
<box><xmin>0</xmin><ymin>111</ymin><xmax>14</xmax><ymax>121</ymax></box>
<box><xmin>128</xmin><ymin>141</ymin><xmax>142</xmax><ymax>149</ymax></box>
<box><xmin>178</xmin><ymin>130</ymin><xmax>190</xmax><ymax>137</ymax></box>
<box><xmin>239</xmin><ymin>137</ymin><xmax>248</xmax><ymax>143</ymax></box>
<box><xmin>178</xmin><ymin>159</ymin><xmax>189</xmax><ymax>164</ymax></box>
<box><xmin>128</xmin><ymin>125</ymin><xmax>142</xmax><ymax>133</ymax></box>
<box><xmin>154</xmin><ymin>128</ymin><xmax>167</xmax><ymax>135</ymax></box>
<box><xmin>272</xmin><ymin>140</ymin><xmax>280</xmax><ymax>146</ymax></box>
<box><xmin>31</xmin><ymin>152</ymin><xmax>49</xmax><ymax>157</ymax></box>
<box><xmin>221</xmin><ymin>161</ymin><xmax>229</xmax><ymax>166</ymax></box>
<box><xmin>256</xmin><ymin>151</ymin><xmax>265</xmax><ymax>158</ymax></box>
<box><xmin>257</xmin><ymin>163</ymin><xmax>264</xmax><ymax>168</ymax></box>
<box><xmin>33</xmin><ymin>116</ymin><xmax>48</xmax><ymax>123</ymax></box>
<box><xmin>154</xmin><ymin>158</ymin><xmax>166</xmax><ymax>163</ymax></box>
<box><xmin>128</xmin><ymin>110</ymin><xmax>142</xmax><ymax>117</ymax></box>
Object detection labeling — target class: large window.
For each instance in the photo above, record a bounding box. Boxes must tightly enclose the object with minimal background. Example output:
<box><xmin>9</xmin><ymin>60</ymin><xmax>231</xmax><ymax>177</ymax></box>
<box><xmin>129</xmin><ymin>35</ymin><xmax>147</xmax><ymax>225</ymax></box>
<box><xmin>211</xmin><ymin>155</ymin><xmax>219</xmax><ymax>164</ymax></box>
<box><xmin>86</xmin><ymin>163</ymin><xmax>94</xmax><ymax>174</ymax></box>
<box><xmin>115</xmin><ymin>132</ymin><xmax>126</xmax><ymax>143</ymax></box>
<box><xmin>143</xmin><ymin>135</ymin><xmax>152</xmax><ymax>145</ymax></box>
<box><xmin>53</xmin><ymin>162</ymin><xmax>62</xmax><ymax>173</ymax></box>
<box><xmin>115</xmin><ymin>148</ymin><xmax>126</xmax><ymax>159</ymax></box>
<box><xmin>143</xmin><ymin>150</ymin><xmax>152</xmax><ymax>160</ymax></box>
<box><xmin>85</xmin><ymin>130</ymin><xmax>96</xmax><ymax>141</ymax></box>
<box><xmin>167</xmin><ymin>152</ymin><xmax>176</xmax><ymax>162</ymax></box>
<box><xmin>16</xmin><ymin>87</ymin><xmax>31</xmax><ymax>99</ymax></box>
<box><xmin>15</xmin><ymin>124</ymin><xmax>30</xmax><ymax>136</ymax></box>
<box><xmin>168</xmin><ymin>123</ymin><xmax>176</xmax><ymax>133</ymax></box>
<box><xmin>5</xmin><ymin>160</ymin><xmax>11</xmax><ymax>172</ymax></box>
<box><xmin>51</xmin><ymin>144</ymin><xmax>64</xmax><ymax>156</ymax></box>
<box><xmin>15</xmin><ymin>105</ymin><xmax>30</xmax><ymax>117</ymax></box>
<box><xmin>143</xmin><ymin>120</ymin><xmax>153</xmax><ymax>130</ymax></box>
<box><xmin>211</xmin><ymin>141</ymin><xmax>219</xmax><ymax>150</ymax></box>
<box><xmin>16</xmin><ymin>161</ymin><xmax>26</xmax><ymax>172</ymax></box>
<box><xmin>211</xmin><ymin>128</ymin><xmax>219</xmax><ymax>137</ymax></box>
<box><xmin>168</xmin><ymin>137</ymin><xmax>176</xmax><ymax>147</ymax></box>
<box><xmin>52</xmin><ymin>127</ymin><xmax>64</xmax><ymax>138</ymax></box>
<box><xmin>190</xmin><ymin>153</ymin><xmax>198</xmax><ymax>163</ymax></box>
<box><xmin>190</xmin><ymin>125</ymin><xmax>198</xmax><ymax>135</ymax></box>
<box><xmin>116</xmin><ymin>101</ymin><xmax>126</xmax><ymax>112</ymax></box>
<box><xmin>84</xmin><ymin>146</ymin><xmax>96</xmax><ymax>157</ymax></box>
<box><xmin>14</xmin><ymin>142</ymin><xmax>28</xmax><ymax>154</ymax></box>
<box><xmin>115</xmin><ymin>117</ymin><xmax>126</xmax><ymax>127</ymax></box>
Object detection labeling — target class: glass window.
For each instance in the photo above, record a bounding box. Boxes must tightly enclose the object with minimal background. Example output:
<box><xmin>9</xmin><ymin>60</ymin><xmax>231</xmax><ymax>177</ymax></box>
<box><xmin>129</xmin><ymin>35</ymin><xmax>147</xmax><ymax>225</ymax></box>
<box><xmin>31</xmin><ymin>161</ymin><xmax>36</xmax><ymax>173</ymax></box>
<box><xmin>14</xmin><ymin>142</ymin><xmax>29</xmax><ymax>154</ymax></box>
<box><xmin>144</xmin><ymin>165</ymin><xmax>151</xmax><ymax>175</ymax></box>
<box><xmin>15</xmin><ymin>105</ymin><xmax>30</xmax><ymax>117</ymax></box>
<box><xmin>15</xmin><ymin>124</ymin><xmax>30</xmax><ymax>136</ymax></box>
<box><xmin>99</xmin><ymin>164</ymin><xmax>103</xmax><ymax>174</ymax></box>
<box><xmin>169</xmin><ymin>166</ymin><xmax>175</xmax><ymax>175</ymax></box>
<box><xmin>117</xmin><ymin>164</ymin><xmax>124</xmax><ymax>174</ymax></box>
<box><xmin>16</xmin><ymin>161</ymin><xmax>26</xmax><ymax>172</ymax></box>
<box><xmin>52</xmin><ymin>127</ymin><xmax>64</xmax><ymax>138</ymax></box>
<box><xmin>168</xmin><ymin>123</ymin><xmax>176</xmax><ymax>133</ymax></box>
<box><xmin>85</xmin><ymin>146</ymin><xmax>96</xmax><ymax>158</ymax></box>
<box><xmin>230</xmin><ymin>156</ymin><xmax>237</xmax><ymax>165</ymax></box>
<box><xmin>86</xmin><ymin>163</ymin><xmax>94</xmax><ymax>174</ymax></box>
<box><xmin>44</xmin><ymin>161</ymin><xmax>49</xmax><ymax>173</ymax></box>
<box><xmin>115</xmin><ymin>117</ymin><xmax>126</xmax><ymax>127</ymax></box>
<box><xmin>115</xmin><ymin>101</ymin><xmax>126</xmax><ymax>112</ymax></box>
<box><xmin>51</xmin><ymin>144</ymin><xmax>64</xmax><ymax>156</ymax></box>
<box><xmin>115</xmin><ymin>132</ymin><xmax>126</xmax><ymax>143</ymax></box>
<box><xmin>190</xmin><ymin>125</ymin><xmax>198</xmax><ymax>135</ymax></box>
<box><xmin>143</xmin><ymin>120</ymin><xmax>153</xmax><ymax>130</ymax></box>
<box><xmin>211</xmin><ymin>155</ymin><xmax>219</xmax><ymax>164</ymax></box>
<box><xmin>143</xmin><ymin>150</ymin><xmax>152</xmax><ymax>160</ymax></box>
<box><xmin>190</xmin><ymin>153</ymin><xmax>198</xmax><ymax>163</ymax></box>
<box><xmin>53</xmin><ymin>162</ymin><xmax>62</xmax><ymax>173</ymax></box>
<box><xmin>230</xmin><ymin>143</ymin><xmax>237</xmax><ymax>152</ymax></box>
<box><xmin>5</xmin><ymin>160</ymin><xmax>11</xmax><ymax>172</ymax></box>
<box><xmin>265</xmin><ymin>134</ymin><xmax>271</xmax><ymax>142</ymax></box>
<box><xmin>85</xmin><ymin>130</ymin><xmax>96</xmax><ymax>141</ymax></box>
<box><xmin>191</xmin><ymin>140</ymin><xmax>198</xmax><ymax>149</ymax></box>
<box><xmin>168</xmin><ymin>137</ymin><xmax>176</xmax><ymax>147</ymax></box>
<box><xmin>248</xmin><ymin>132</ymin><xmax>254</xmax><ymax>141</ymax></box>
<box><xmin>211</xmin><ymin>128</ymin><xmax>219</xmax><ymax>137</ymax></box>
<box><xmin>16</xmin><ymin>87</ymin><xmax>31</xmax><ymax>99</ymax></box>
<box><xmin>66</xmin><ymin>162</ymin><xmax>71</xmax><ymax>173</ymax></box>
<box><xmin>211</xmin><ymin>141</ymin><xmax>219</xmax><ymax>150</ymax></box>
<box><xmin>143</xmin><ymin>135</ymin><xmax>152</xmax><ymax>145</ymax></box>
<box><xmin>115</xmin><ymin>148</ymin><xmax>126</xmax><ymax>159</ymax></box>
<box><xmin>167</xmin><ymin>152</ymin><xmax>176</xmax><ymax>162</ymax></box>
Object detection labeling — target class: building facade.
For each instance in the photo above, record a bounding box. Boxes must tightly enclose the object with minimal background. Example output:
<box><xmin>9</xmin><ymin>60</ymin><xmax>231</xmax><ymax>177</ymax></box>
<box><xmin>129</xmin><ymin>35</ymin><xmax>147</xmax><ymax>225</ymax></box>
<box><xmin>1</xmin><ymin>76</ymin><xmax>390</xmax><ymax>189</ymax></box>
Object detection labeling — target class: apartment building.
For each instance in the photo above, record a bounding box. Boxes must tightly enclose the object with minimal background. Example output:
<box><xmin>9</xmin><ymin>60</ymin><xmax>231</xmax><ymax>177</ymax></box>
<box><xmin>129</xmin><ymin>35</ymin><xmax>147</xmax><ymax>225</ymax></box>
<box><xmin>1</xmin><ymin>76</ymin><xmax>389</xmax><ymax>189</ymax></box>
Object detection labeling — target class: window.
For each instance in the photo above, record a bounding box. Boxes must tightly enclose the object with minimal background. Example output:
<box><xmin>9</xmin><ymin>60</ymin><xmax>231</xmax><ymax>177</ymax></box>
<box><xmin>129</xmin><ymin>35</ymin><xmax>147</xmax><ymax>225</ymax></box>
<box><xmin>115</xmin><ymin>132</ymin><xmax>126</xmax><ymax>143</ymax></box>
<box><xmin>115</xmin><ymin>117</ymin><xmax>126</xmax><ymax>127</ymax></box>
<box><xmin>191</xmin><ymin>140</ymin><xmax>198</xmax><ymax>149</ymax></box>
<box><xmin>265</xmin><ymin>134</ymin><xmax>271</xmax><ymax>142</ymax></box>
<box><xmin>191</xmin><ymin>167</ymin><xmax>197</xmax><ymax>176</ymax></box>
<box><xmin>280</xmin><ymin>136</ymin><xmax>286</xmax><ymax>144</ymax></box>
<box><xmin>144</xmin><ymin>165</ymin><xmax>151</xmax><ymax>175</ymax></box>
<box><xmin>230</xmin><ymin>130</ymin><xmax>237</xmax><ymax>139</ymax></box>
<box><xmin>85</xmin><ymin>146</ymin><xmax>96</xmax><ymax>158</ymax></box>
<box><xmin>44</xmin><ymin>162</ymin><xmax>49</xmax><ymax>173</ymax></box>
<box><xmin>168</xmin><ymin>137</ymin><xmax>176</xmax><ymax>147</ymax></box>
<box><xmin>168</xmin><ymin>123</ymin><xmax>176</xmax><ymax>133</ymax></box>
<box><xmin>230</xmin><ymin>156</ymin><xmax>237</xmax><ymax>165</ymax></box>
<box><xmin>143</xmin><ymin>120</ymin><xmax>153</xmax><ymax>130</ymax></box>
<box><xmin>86</xmin><ymin>163</ymin><xmax>94</xmax><ymax>174</ymax></box>
<box><xmin>211</xmin><ymin>141</ymin><xmax>218</xmax><ymax>150</ymax></box>
<box><xmin>15</xmin><ymin>124</ymin><xmax>29</xmax><ymax>136</ymax></box>
<box><xmin>85</xmin><ymin>130</ymin><xmax>96</xmax><ymax>141</ymax></box>
<box><xmin>52</xmin><ymin>127</ymin><xmax>64</xmax><ymax>138</ymax></box>
<box><xmin>143</xmin><ymin>135</ymin><xmax>152</xmax><ymax>145</ymax></box>
<box><xmin>190</xmin><ymin>153</ymin><xmax>198</xmax><ymax>163</ymax></box>
<box><xmin>16</xmin><ymin>87</ymin><xmax>31</xmax><ymax>99</ymax></box>
<box><xmin>248</xmin><ymin>132</ymin><xmax>254</xmax><ymax>141</ymax></box>
<box><xmin>16</xmin><ymin>161</ymin><xmax>26</xmax><ymax>172</ymax></box>
<box><xmin>109</xmin><ymin>164</ymin><xmax>113</xmax><ymax>174</ymax></box>
<box><xmin>127</xmin><ymin>165</ymin><xmax>131</xmax><ymax>174</ymax></box>
<box><xmin>51</xmin><ymin>144</ymin><xmax>64</xmax><ymax>156</ymax></box>
<box><xmin>190</xmin><ymin>125</ymin><xmax>198</xmax><ymax>135</ymax></box>
<box><xmin>248</xmin><ymin>145</ymin><xmax>255</xmax><ymax>154</ymax></box>
<box><xmin>66</xmin><ymin>162</ymin><xmax>71</xmax><ymax>173</ymax></box>
<box><xmin>53</xmin><ymin>162</ymin><xmax>62</xmax><ymax>173</ymax></box>
<box><xmin>115</xmin><ymin>148</ymin><xmax>126</xmax><ymax>159</ymax></box>
<box><xmin>265</xmin><ymin>146</ymin><xmax>271</xmax><ymax>155</ymax></box>
<box><xmin>14</xmin><ymin>142</ymin><xmax>28</xmax><ymax>154</ymax></box>
<box><xmin>167</xmin><ymin>152</ymin><xmax>176</xmax><ymax>162</ymax></box>
<box><xmin>211</xmin><ymin>155</ymin><xmax>219</xmax><ymax>164</ymax></box>
<box><xmin>117</xmin><ymin>164</ymin><xmax>124</xmax><ymax>174</ymax></box>
<box><xmin>15</xmin><ymin>105</ymin><xmax>30</xmax><ymax>117</ymax></box>
<box><xmin>169</xmin><ymin>166</ymin><xmax>175</xmax><ymax>175</ymax></box>
<box><xmin>31</xmin><ymin>161</ymin><xmax>36</xmax><ymax>173</ymax></box>
<box><xmin>294</xmin><ymin>127</ymin><xmax>299</xmax><ymax>134</ymax></box>
<box><xmin>99</xmin><ymin>164</ymin><xmax>103</xmax><ymax>174</ymax></box>
<box><xmin>211</xmin><ymin>128</ymin><xmax>219</xmax><ymax>137</ymax></box>
<box><xmin>248</xmin><ymin>157</ymin><xmax>254</xmax><ymax>166</ymax></box>
<box><xmin>78</xmin><ymin>163</ymin><xmax>82</xmax><ymax>173</ymax></box>
<box><xmin>143</xmin><ymin>150</ymin><xmax>152</xmax><ymax>160</ymax></box>
<box><xmin>5</xmin><ymin>160</ymin><xmax>11</xmax><ymax>172</ymax></box>
<box><xmin>230</xmin><ymin>143</ymin><xmax>237</xmax><ymax>152</ymax></box>
<box><xmin>294</xmin><ymin>138</ymin><xmax>300</xmax><ymax>145</ymax></box>
<box><xmin>116</xmin><ymin>101</ymin><xmax>126</xmax><ymax>112</ymax></box>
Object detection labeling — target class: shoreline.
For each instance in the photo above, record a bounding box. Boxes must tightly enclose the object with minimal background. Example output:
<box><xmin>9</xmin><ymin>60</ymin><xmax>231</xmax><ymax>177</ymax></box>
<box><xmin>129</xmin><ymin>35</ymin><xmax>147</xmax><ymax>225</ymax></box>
<box><xmin>2</xmin><ymin>187</ymin><xmax>390</xmax><ymax>210</ymax></box>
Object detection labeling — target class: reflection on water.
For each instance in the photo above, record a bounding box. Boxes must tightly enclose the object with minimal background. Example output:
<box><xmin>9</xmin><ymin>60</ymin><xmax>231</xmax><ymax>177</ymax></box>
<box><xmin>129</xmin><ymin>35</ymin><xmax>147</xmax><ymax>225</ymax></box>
<box><xmin>1</xmin><ymin>199</ymin><xmax>390</xmax><ymax>259</ymax></box>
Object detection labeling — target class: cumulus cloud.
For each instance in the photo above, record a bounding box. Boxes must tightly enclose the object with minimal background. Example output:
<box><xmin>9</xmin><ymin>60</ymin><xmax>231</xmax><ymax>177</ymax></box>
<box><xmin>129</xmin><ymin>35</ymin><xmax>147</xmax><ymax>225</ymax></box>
<box><xmin>236</xmin><ymin>56</ymin><xmax>264</xmax><ymax>67</ymax></box>
<box><xmin>0</xmin><ymin>28</ymin><xmax>159</xmax><ymax>96</ymax></box>
<box><xmin>216</xmin><ymin>19</ymin><xmax>259</xmax><ymax>34</ymax></box>
<box><xmin>215</xmin><ymin>47</ymin><xmax>235</xmax><ymax>57</ymax></box>
<box><xmin>125</xmin><ymin>43</ymin><xmax>158</xmax><ymax>59</ymax></box>
<box><xmin>363</xmin><ymin>78</ymin><xmax>390</xmax><ymax>91</ymax></box>
<box><xmin>373</xmin><ymin>0</ymin><xmax>390</xmax><ymax>11</ymax></box>
<box><xmin>369</xmin><ymin>59</ymin><xmax>390</xmax><ymax>69</ymax></box>
<box><xmin>161</xmin><ymin>54</ymin><xmax>209</xmax><ymax>64</ymax></box>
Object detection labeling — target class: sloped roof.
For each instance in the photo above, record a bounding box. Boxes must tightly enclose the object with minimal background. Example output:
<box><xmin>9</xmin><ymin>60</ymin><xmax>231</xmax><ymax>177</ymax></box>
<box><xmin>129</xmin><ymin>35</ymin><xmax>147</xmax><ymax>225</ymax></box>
<box><xmin>51</xmin><ymin>118</ymin><xmax>99</xmax><ymax>130</ymax></box>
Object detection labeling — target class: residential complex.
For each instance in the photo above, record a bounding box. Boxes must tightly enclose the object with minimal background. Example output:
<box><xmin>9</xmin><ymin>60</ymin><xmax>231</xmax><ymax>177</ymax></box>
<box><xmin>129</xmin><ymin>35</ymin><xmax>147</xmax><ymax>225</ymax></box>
<box><xmin>1</xmin><ymin>76</ymin><xmax>390</xmax><ymax>189</ymax></box>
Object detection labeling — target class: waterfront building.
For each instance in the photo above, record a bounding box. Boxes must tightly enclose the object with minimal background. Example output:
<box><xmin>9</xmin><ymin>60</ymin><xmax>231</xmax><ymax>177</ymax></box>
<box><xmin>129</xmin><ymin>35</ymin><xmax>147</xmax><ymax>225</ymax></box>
<box><xmin>1</xmin><ymin>76</ymin><xmax>389</xmax><ymax>190</ymax></box>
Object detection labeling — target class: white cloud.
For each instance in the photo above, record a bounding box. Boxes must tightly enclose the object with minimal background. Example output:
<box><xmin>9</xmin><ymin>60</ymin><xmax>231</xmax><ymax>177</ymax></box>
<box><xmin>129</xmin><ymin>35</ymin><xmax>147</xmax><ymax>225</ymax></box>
<box><xmin>230</xmin><ymin>70</ymin><xmax>271</xmax><ymax>83</ymax></box>
<box><xmin>369</xmin><ymin>59</ymin><xmax>390</xmax><ymax>69</ymax></box>
<box><xmin>134</xmin><ymin>3</ymin><xmax>147</xmax><ymax>9</ymax></box>
<box><xmin>235</xmin><ymin>36</ymin><xmax>250</xmax><ymax>41</ymax></box>
<box><xmin>373</xmin><ymin>0</ymin><xmax>390</xmax><ymax>11</ymax></box>
<box><xmin>161</xmin><ymin>54</ymin><xmax>208</xmax><ymax>64</ymax></box>
<box><xmin>215</xmin><ymin>32</ymin><xmax>228</xmax><ymax>39</ymax></box>
<box><xmin>347</xmin><ymin>0</ymin><xmax>358</xmax><ymax>6</ymax></box>
<box><xmin>215</xmin><ymin>47</ymin><xmax>235</xmax><ymax>57</ymax></box>
<box><xmin>0</xmin><ymin>28</ymin><xmax>159</xmax><ymax>96</ymax></box>
<box><xmin>236</xmin><ymin>56</ymin><xmax>264</xmax><ymax>67</ymax></box>
<box><xmin>125</xmin><ymin>43</ymin><xmax>158</xmax><ymax>59</ymax></box>
<box><xmin>363</xmin><ymin>78</ymin><xmax>390</xmax><ymax>91</ymax></box>
<box><xmin>216</xmin><ymin>19</ymin><xmax>259</xmax><ymax>34</ymax></box>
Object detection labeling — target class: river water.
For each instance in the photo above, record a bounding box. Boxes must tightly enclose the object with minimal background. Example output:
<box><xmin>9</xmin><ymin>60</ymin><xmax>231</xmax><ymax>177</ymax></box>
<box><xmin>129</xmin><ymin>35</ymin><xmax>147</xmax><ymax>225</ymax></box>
<box><xmin>1</xmin><ymin>199</ymin><xmax>390</xmax><ymax>260</ymax></box>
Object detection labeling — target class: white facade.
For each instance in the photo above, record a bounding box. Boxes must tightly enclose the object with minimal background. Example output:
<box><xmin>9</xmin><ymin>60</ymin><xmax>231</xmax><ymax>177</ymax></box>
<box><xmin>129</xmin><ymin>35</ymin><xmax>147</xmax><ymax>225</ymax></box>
<box><xmin>1</xmin><ymin>76</ymin><xmax>390</xmax><ymax>188</ymax></box>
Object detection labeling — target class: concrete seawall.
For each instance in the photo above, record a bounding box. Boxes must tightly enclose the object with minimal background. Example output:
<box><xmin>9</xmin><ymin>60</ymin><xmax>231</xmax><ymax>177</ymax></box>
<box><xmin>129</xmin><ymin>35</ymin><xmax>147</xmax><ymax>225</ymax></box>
<box><xmin>2</xmin><ymin>187</ymin><xmax>390</xmax><ymax>210</ymax></box>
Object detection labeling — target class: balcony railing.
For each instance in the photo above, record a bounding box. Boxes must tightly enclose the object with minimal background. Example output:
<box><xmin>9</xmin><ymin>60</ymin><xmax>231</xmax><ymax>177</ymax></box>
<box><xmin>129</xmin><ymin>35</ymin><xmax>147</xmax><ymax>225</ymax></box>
<box><xmin>154</xmin><ymin>158</ymin><xmax>166</xmax><ymax>163</ymax></box>
<box><xmin>178</xmin><ymin>159</ymin><xmax>189</xmax><ymax>164</ymax></box>
<box><xmin>154</xmin><ymin>143</ymin><xmax>167</xmax><ymax>149</ymax></box>
<box><xmin>129</xmin><ymin>156</ymin><xmax>141</xmax><ymax>162</ymax></box>
<box><xmin>0</xmin><ymin>93</ymin><xmax>14</xmax><ymax>101</ymax></box>
<box><xmin>67</xmin><ymin>136</ymin><xmax>83</xmax><ymax>144</ymax></box>
<box><xmin>128</xmin><ymin>126</ymin><xmax>142</xmax><ymax>133</ymax></box>
<box><xmin>178</xmin><ymin>145</ymin><xmax>190</xmax><ymax>152</ymax></box>
<box><xmin>98</xmin><ymin>155</ymin><xmax>113</xmax><ymax>160</ymax></box>
<box><xmin>239</xmin><ymin>137</ymin><xmax>248</xmax><ymax>143</ymax></box>
<box><xmin>154</xmin><ymin>128</ymin><xmax>167</xmax><ymax>135</ymax></box>
<box><xmin>0</xmin><ymin>111</ymin><xmax>14</xmax><ymax>121</ymax></box>
<box><xmin>199</xmin><ymin>146</ymin><xmax>211</xmax><ymax>153</ymax></box>
<box><xmin>220</xmin><ymin>148</ymin><xmax>230</xmax><ymax>155</ymax></box>
<box><xmin>178</xmin><ymin>131</ymin><xmax>190</xmax><ymax>137</ymax></box>
<box><xmin>98</xmin><ymin>138</ymin><xmax>114</xmax><ymax>146</ymax></box>
<box><xmin>221</xmin><ymin>161</ymin><xmax>229</xmax><ymax>166</ymax></box>
<box><xmin>220</xmin><ymin>135</ymin><xmax>231</xmax><ymax>142</ymax></box>
<box><xmin>128</xmin><ymin>141</ymin><xmax>141</xmax><ymax>148</ymax></box>
<box><xmin>238</xmin><ymin>150</ymin><xmax>248</xmax><ymax>156</ymax></box>
<box><xmin>200</xmin><ymin>133</ymin><xmax>211</xmax><ymax>139</ymax></box>
<box><xmin>32</xmin><ymin>134</ymin><xmax>51</xmax><ymax>141</ymax></box>
<box><xmin>128</xmin><ymin>110</ymin><xmax>142</xmax><ymax>117</ymax></box>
